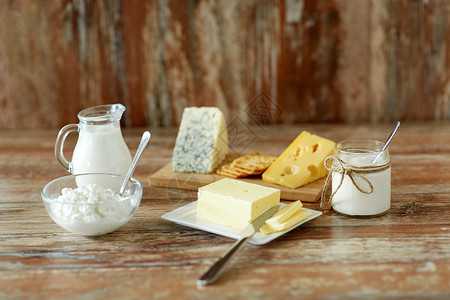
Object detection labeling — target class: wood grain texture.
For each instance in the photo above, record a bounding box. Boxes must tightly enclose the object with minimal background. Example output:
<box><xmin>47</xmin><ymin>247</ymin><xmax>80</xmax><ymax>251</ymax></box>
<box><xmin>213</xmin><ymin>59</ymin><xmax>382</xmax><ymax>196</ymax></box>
<box><xmin>0</xmin><ymin>123</ymin><xmax>449</xmax><ymax>298</ymax></box>
<box><xmin>148</xmin><ymin>162</ymin><xmax>325</xmax><ymax>202</ymax></box>
<box><xmin>1</xmin><ymin>0</ymin><xmax>450</xmax><ymax>129</ymax></box>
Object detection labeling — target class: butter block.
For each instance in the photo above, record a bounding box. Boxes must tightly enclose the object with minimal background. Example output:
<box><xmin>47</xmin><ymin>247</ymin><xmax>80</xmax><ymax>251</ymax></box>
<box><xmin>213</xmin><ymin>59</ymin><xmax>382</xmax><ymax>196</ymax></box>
<box><xmin>266</xmin><ymin>200</ymin><xmax>302</xmax><ymax>227</ymax></box>
<box><xmin>260</xmin><ymin>209</ymin><xmax>313</xmax><ymax>234</ymax></box>
<box><xmin>172</xmin><ymin>107</ymin><xmax>228</xmax><ymax>173</ymax></box>
<box><xmin>197</xmin><ymin>178</ymin><xmax>280</xmax><ymax>229</ymax></box>
<box><xmin>262</xmin><ymin>131</ymin><xmax>335</xmax><ymax>189</ymax></box>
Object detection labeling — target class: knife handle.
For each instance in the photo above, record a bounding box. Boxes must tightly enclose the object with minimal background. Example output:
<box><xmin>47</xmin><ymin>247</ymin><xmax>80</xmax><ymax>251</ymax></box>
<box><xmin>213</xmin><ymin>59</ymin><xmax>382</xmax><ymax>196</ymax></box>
<box><xmin>197</xmin><ymin>236</ymin><xmax>250</xmax><ymax>286</ymax></box>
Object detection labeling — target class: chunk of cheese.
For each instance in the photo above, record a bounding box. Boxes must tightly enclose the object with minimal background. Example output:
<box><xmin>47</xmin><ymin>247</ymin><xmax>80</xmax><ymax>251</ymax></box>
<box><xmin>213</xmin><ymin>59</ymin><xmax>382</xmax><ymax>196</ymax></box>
<box><xmin>260</xmin><ymin>208</ymin><xmax>313</xmax><ymax>234</ymax></box>
<box><xmin>262</xmin><ymin>131</ymin><xmax>335</xmax><ymax>189</ymax></box>
<box><xmin>265</xmin><ymin>200</ymin><xmax>303</xmax><ymax>227</ymax></box>
<box><xmin>172</xmin><ymin>107</ymin><xmax>228</xmax><ymax>173</ymax></box>
<box><xmin>197</xmin><ymin>178</ymin><xmax>280</xmax><ymax>229</ymax></box>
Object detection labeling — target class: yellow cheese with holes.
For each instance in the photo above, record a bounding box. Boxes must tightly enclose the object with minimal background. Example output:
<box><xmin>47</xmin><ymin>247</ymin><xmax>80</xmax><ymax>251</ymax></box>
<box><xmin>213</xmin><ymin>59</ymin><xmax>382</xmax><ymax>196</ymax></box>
<box><xmin>197</xmin><ymin>178</ymin><xmax>280</xmax><ymax>229</ymax></box>
<box><xmin>262</xmin><ymin>131</ymin><xmax>335</xmax><ymax>189</ymax></box>
<box><xmin>260</xmin><ymin>208</ymin><xmax>313</xmax><ymax>234</ymax></box>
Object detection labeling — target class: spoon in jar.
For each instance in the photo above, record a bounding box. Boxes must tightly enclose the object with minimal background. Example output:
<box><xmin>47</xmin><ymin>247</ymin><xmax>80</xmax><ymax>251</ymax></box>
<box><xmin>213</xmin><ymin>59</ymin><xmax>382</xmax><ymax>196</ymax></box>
<box><xmin>372</xmin><ymin>121</ymin><xmax>400</xmax><ymax>163</ymax></box>
<box><xmin>119</xmin><ymin>131</ymin><xmax>151</xmax><ymax>195</ymax></box>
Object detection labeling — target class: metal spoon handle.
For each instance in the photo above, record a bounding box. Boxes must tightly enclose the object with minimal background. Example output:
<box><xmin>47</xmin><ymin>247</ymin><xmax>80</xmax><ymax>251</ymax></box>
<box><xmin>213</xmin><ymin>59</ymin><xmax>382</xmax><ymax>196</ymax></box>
<box><xmin>372</xmin><ymin>121</ymin><xmax>400</xmax><ymax>163</ymax></box>
<box><xmin>119</xmin><ymin>131</ymin><xmax>151</xmax><ymax>195</ymax></box>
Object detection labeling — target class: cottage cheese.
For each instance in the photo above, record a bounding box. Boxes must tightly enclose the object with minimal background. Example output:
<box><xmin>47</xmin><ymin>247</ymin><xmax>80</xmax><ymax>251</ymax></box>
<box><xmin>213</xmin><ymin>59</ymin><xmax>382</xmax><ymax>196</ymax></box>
<box><xmin>48</xmin><ymin>184</ymin><xmax>138</xmax><ymax>236</ymax></box>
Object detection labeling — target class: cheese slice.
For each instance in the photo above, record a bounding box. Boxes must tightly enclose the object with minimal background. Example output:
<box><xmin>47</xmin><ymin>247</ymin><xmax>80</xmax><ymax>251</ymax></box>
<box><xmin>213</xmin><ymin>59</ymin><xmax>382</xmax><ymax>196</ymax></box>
<box><xmin>260</xmin><ymin>209</ymin><xmax>313</xmax><ymax>234</ymax></box>
<box><xmin>172</xmin><ymin>107</ymin><xmax>228</xmax><ymax>173</ymax></box>
<box><xmin>265</xmin><ymin>200</ymin><xmax>302</xmax><ymax>227</ymax></box>
<box><xmin>262</xmin><ymin>131</ymin><xmax>335</xmax><ymax>189</ymax></box>
<box><xmin>197</xmin><ymin>178</ymin><xmax>280</xmax><ymax>229</ymax></box>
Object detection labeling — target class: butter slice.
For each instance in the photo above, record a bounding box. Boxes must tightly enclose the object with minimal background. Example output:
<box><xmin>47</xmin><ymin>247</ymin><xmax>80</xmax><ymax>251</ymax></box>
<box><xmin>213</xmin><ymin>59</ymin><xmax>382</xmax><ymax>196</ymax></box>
<box><xmin>260</xmin><ymin>209</ymin><xmax>313</xmax><ymax>234</ymax></box>
<box><xmin>266</xmin><ymin>200</ymin><xmax>303</xmax><ymax>227</ymax></box>
<box><xmin>262</xmin><ymin>131</ymin><xmax>335</xmax><ymax>189</ymax></box>
<box><xmin>197</xmin><ymin>178</ymin><xmax>280</xmax><ymax>229</ymax></box>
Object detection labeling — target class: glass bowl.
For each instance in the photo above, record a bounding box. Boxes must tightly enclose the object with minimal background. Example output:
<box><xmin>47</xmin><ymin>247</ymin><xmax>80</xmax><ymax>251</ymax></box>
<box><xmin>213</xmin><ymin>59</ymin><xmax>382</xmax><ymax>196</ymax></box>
<box><xmin>41</xmin><ymin>173</ymin><xmax>142</xmax><ymax>236</ymax></box>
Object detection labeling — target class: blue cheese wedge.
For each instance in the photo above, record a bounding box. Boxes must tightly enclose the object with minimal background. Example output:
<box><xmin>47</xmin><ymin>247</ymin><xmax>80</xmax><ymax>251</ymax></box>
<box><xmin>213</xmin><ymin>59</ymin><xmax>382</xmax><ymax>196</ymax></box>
<box><xmin>172</xmin><ymin>107</ymin><xmax>228</xmax><ymax>173</ymax></box>
<box><xmin>197</xmin><ymin>178</ymin><xmax>280</xmax><ymax>229</ymax></box>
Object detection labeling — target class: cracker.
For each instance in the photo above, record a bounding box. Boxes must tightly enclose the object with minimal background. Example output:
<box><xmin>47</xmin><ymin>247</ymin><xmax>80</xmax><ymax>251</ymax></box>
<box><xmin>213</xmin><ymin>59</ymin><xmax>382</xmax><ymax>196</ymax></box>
<box><xmin>216</xmin><ymin>162</ymin><xmax>250</xmax><ymax>178</ymax></box>
<box><xmin>217</xmin><ymin>170</ymin><xmax>244</xmax><ymax>178</ymax></box>
<box><xmin>231</xmin><ymin>165</ymin><xmax>265</xmax><ymax>175</ymax></box>
<box><xmin>232</xmin><ymin>153</ymin><xmax>276</xmax><ymax>172</ymax></box>
<box><xmin>216</xmin><ymin>153</ymin><xmax>276</xmax><ymax>178</ymax></box>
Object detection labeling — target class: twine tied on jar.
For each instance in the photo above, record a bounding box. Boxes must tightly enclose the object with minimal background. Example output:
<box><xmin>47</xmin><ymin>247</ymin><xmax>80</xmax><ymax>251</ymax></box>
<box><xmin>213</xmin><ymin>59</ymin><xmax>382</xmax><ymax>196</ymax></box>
<box><xmin>320</xmin><ymin>155</ymin><xmax>391</xmax><ymax>209</ymax></box>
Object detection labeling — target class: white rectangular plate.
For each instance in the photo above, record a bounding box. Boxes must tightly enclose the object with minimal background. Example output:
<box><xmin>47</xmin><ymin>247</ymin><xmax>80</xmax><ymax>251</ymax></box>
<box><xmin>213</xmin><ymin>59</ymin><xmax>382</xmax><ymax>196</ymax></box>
<box><xmin>161</xmin><ymin>201</ymin><xmax>322</xmax><ymax>245</ymax></box>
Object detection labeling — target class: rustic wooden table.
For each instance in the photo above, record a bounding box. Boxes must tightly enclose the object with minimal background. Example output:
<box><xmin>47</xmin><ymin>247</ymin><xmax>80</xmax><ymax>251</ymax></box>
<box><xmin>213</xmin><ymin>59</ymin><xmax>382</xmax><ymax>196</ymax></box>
<box><xmin>1</xmin><ymin>123</ymin><xmax>449</xmax><ymax>299</ymax></box>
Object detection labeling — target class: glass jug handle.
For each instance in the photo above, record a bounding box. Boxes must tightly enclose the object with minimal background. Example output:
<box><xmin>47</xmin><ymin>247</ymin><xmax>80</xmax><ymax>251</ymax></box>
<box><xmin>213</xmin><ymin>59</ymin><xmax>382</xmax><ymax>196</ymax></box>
<box><xmin>54</xmin><ymin>124</ymin><xmax>79</xmax><ymax>172</ymax></box>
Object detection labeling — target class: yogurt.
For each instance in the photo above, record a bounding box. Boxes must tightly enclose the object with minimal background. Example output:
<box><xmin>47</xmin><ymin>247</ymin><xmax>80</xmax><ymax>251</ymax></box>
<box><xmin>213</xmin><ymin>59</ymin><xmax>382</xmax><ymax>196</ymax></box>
<box><xmin>330</xmin><ymin>140</ymin><xmax>391</xmax><ymax>217</ymax></box>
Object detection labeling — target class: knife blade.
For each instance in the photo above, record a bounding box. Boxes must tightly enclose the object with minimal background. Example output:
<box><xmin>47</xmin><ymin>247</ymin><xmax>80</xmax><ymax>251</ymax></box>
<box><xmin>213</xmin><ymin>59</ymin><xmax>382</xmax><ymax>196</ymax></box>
<box><xmin>197</xmin><ymin>204</ymin><xmax>281</xmax><ymax>286</ymax></box>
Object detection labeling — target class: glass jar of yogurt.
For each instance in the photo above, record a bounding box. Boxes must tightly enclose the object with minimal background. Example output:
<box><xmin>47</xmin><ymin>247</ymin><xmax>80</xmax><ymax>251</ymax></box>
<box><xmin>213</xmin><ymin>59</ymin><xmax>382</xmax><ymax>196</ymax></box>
<box><xmin>328</xmin><ymin>140</ymin><xmax>391</xmax><ymax>217</ymax></box>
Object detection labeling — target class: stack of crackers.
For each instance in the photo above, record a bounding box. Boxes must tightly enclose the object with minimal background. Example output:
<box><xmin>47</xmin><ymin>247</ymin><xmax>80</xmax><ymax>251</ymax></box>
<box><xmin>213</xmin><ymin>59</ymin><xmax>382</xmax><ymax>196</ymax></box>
<box><xmin>216</xmin><ymin>153</ymin><xmax>277</xmax><ymax>178</ymax></box>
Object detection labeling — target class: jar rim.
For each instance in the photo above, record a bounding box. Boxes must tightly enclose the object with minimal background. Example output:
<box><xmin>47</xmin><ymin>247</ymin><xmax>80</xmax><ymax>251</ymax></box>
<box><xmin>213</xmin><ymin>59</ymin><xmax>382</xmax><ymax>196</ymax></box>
<box><xmin>336</xmin><ymin>139</ymin><xmax>386</xmax><ymax>152</ymax></box>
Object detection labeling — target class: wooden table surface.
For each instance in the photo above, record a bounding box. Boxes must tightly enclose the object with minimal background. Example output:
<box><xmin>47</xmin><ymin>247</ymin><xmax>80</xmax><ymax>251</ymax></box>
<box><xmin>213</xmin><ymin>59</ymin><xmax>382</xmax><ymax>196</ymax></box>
<box><xmin>1</xmin><ymin>123</ymin><xmax>449</xmax><ymax>299</ymax></box>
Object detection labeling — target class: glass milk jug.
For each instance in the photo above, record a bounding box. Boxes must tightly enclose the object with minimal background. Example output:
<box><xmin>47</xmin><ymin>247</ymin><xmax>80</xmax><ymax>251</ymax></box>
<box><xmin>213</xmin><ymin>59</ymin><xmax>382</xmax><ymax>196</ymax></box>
<box><xmin>55</xmin><ymin>104</ymin><xmax>132</xmax><ymax>176</ymax></box>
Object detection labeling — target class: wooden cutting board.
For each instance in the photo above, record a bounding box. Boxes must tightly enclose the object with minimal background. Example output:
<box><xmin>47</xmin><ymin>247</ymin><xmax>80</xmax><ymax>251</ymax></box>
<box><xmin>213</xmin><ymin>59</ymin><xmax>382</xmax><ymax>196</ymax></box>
<box><xmin>148</xmin><ymin>162</ymin><xmax>325</xmax><ymax>202</ymax></box>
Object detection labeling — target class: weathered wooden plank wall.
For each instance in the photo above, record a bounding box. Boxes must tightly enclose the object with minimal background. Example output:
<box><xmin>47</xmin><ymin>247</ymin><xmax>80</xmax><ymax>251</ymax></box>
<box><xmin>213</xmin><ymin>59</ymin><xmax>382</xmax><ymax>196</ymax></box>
<box><xmin>0</xmin><ymin>0</ymin><xmax>449</xmax><ymax>129</ymax></box>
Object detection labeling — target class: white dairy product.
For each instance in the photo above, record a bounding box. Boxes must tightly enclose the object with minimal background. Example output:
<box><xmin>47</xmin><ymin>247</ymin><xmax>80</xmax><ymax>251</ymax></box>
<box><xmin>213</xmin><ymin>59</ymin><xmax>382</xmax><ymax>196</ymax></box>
<box><xmin>71</xmin><ymin>124</ymin><xmax>132</xmax><ymax>188</ymax></box>
<box><xmin>331</xmin><ymin>145</ymin><xmax>391</xmax><ymax>217</ymax></box>
<box><xmin>55</xmin><ymin>104</ymin><xmax>132</xmax><ymax>185</ymax></box>
<box><xmin>48</xmin><ymin>184</ymin><xmax>138</xmax><ymax>236</ymax></box>
<box><xmin>332</xmin><ymin>167</ymin><xmax>391</xmax><ymax>216</ymax></box>
<box><xmin>72</xmin><ymin>124</ymin><xmax>131</xmax><ymax>174</ymax></box>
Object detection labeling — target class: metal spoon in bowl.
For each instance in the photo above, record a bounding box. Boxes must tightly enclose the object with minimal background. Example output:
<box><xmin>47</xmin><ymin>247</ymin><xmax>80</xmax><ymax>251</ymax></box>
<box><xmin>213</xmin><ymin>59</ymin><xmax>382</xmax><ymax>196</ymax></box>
<box><xmin>372</xmin><ymin>121</ymin><xmax>400</xmax><ymax>163</ymax></box>
<box><xmin>119</xmin><ymin>131</ymin><xmax>151</xmax><ymax>195</ymax></box>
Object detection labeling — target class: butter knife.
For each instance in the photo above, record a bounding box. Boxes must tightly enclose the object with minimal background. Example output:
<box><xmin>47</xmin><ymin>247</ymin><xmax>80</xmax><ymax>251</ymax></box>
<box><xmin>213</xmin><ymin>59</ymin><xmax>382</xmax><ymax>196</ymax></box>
<box><xmin>197</xmin><ymin>205</ymin><xmax>281</xmax><ymax>286</ymax></box>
